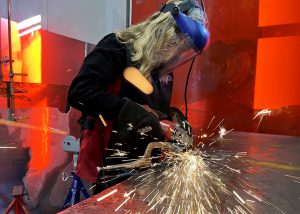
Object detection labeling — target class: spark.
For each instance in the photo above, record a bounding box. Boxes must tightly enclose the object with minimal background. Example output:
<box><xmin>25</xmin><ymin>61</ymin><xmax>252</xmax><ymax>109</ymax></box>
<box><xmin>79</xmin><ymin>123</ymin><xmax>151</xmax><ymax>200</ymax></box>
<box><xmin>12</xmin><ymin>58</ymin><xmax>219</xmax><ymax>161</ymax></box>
<box><xmin>124</xmin><ymin>189</ymin><xmax>135</xmax><ymax>197</ymax></box>
<box><xmin>201</xmin><ymin>134</ymin><xmax>208</xmax><ymax>138</ymax></box>
<box><xmin>115</xmin><ymin>197</ymin><xmax>130</xmax><ymax>211</ymax></box>
<box><xmin>207</xmin><ymin>116</ymin><xmax>216</xmax><ymax>129</ymax></box>
<box><xmin>213</xmin><ymin>118</ymin><xmax>225</xmax><ymax>131</ymax></box>
<box><xmin>208</xmin><ymin>141</ymin><xmax>217</xmax><ymax>147</ymax></box>
<box><xmin>225</xmin><ymin>165</ymin><xmax>241</xmax><ymax>173</ymax></box>
<box><xmin>126</xmin><ymin>123</ymin><xmax>133</xmax><ymax>130</ymax></box>
<box><xmin>97</xmin><ymin>189</ymin><xmax>117</xmax><ymax>202</ymax></box>
<box><xmin>0</xmin><ymin>146</ymin><xmax>17</xmax><ymax>149</ymax></box>
<box><xmin>284</xmin><ymin>174</ymin><xmax>300</xmax><ymax>181</ymax></box>
<box><xmin>235</xmin><ymin>152</ymin><xmax>248</xmax><ymax>159</ymax></box>
<box><xmin>253</xmin><ymin>109</ymin><xmax>272</xmax><ymax>128</ymax></box>
<box><xmin>110</xmin><ymin>149</ymin><xmax>128</xmax><ymax>157</ymax></box>
<box><xmin>89</xmin><ymin>184</ymin><xmax>96</xmax><ymax>190</ymax></box>
<box><xmin>233</xmin><ymin>191</ymin><xmax>246</xmax><ymax>204</ymax></box>
<box><xmin>218</xmin><ymin>126</ymin><xmax>234</xmax><ymax>141</ymax></box>
<box><xmin>253</xmin><ymin>109</ymin><xmax>271</xmax><ymax>120</ymax></box>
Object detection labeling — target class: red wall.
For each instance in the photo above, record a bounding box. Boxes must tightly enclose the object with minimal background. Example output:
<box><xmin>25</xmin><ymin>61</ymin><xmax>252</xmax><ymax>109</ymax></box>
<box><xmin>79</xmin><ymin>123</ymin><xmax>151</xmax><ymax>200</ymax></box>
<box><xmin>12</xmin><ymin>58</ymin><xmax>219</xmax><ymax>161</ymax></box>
<box><xmin>131</xmin><ymin>0</ymin><xmax>300</xmax><ymax>136</ymax></box>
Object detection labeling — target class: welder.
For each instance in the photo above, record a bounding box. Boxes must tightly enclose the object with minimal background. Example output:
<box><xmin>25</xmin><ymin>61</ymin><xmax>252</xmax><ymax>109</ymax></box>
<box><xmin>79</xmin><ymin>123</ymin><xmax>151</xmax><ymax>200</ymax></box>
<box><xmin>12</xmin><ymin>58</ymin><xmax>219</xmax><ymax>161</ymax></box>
<box><xmin>67</xmin><ymin>0</ymin><xmax>210</xmax><ymax>194</ymax></box>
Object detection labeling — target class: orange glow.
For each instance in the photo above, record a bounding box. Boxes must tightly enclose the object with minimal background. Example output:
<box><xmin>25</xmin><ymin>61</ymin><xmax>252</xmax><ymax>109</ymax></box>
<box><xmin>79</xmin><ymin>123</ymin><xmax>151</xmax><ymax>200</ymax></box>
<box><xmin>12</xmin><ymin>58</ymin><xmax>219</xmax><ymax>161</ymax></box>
<box><xmin>254</xmin><ymin>36</ymin><xmax>300</xmax><ymax>109</ymax></box>
<box><xmin>123</xmin><ymin>67</ymin><xmax>153</xmax><ymax>94</ymax></box>
<box><xmin>259</xmin><ymin>0</ymin><xmax>300</xmax><ymax>27</ymax></box>
<box><xmin>21</xmin><ymin>30</ymin><xmax>42</xmax><ymax>83</ymax></box>
<box><xmin>27</xmin><ymin>99</ymin><xmax>50</xmax><ymax>172</ymax></box>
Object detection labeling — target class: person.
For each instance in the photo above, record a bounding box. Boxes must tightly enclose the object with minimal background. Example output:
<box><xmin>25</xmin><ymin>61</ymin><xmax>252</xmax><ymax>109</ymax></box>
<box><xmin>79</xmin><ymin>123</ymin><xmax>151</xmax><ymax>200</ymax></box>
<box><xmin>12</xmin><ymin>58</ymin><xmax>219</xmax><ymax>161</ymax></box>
<box><xmin>67</xmin><ymin>0</ymin><xmax>209</xmax><ymax>193</ymax></box>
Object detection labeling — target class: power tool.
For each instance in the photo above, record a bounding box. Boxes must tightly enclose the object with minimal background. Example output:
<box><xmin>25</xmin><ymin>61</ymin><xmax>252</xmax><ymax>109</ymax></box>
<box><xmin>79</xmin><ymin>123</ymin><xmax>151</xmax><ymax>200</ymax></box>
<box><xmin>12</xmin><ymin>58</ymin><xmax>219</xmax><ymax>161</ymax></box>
<box><xmin>159</xmin><ymin>120</ymin><xmax>193</xmax><ymax>148</ymax></box>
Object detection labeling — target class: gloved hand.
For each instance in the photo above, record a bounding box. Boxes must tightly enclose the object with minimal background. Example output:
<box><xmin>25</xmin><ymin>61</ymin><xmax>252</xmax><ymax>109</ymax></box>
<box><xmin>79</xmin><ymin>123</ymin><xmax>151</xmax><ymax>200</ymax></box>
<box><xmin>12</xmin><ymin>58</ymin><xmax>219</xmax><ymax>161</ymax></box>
<box><xmin>117</xmin><ymin>98</ymin><xmax>163</xmax><ymax>143</ymax></box>
<box><xmin>104</xmin><ymin>98</ymin><xmax>164</xmax><ymax>166</ymax></box>
<box><xmin>168</xmin><ymin>107</ymin><xmax>192</xmax><ymax>136</ymax></box>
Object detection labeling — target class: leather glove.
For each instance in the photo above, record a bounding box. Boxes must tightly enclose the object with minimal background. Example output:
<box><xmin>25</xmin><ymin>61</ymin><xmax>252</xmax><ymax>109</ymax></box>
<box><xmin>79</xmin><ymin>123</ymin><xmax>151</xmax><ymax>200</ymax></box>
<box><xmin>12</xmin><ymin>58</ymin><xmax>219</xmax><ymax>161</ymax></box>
<box><xmin>117</xmin><ymin>98</ymin><xmax>163</xmax><ymax>143</ymax></box>
<box><xmin>105</xmin><ymin>98</ymin><xmax>164</xmax><ymax>166</ymax></box>
<box><xmin>168</xmin><ymin>107</ymin><xmax>192</xmax><ymax>136</ymax></box>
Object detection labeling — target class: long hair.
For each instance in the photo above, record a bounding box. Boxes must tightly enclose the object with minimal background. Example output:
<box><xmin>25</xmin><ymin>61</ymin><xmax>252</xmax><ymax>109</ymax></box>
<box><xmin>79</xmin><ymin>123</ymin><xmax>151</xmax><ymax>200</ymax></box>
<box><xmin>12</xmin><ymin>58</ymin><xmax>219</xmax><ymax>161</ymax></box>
<box><xmin>116</xmin><ymin>0</ymin><xmax>207</xmax><ymax>77</ymax></box>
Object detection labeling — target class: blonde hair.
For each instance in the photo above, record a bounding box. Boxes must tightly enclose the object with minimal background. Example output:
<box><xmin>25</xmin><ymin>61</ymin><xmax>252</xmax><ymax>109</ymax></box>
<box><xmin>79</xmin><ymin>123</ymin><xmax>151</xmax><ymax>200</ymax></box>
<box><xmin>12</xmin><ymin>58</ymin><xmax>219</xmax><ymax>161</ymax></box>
<box><xmin>116</xmin><ymin>0</ymin><xmax>207</xmax><ymax>77</ymax></box>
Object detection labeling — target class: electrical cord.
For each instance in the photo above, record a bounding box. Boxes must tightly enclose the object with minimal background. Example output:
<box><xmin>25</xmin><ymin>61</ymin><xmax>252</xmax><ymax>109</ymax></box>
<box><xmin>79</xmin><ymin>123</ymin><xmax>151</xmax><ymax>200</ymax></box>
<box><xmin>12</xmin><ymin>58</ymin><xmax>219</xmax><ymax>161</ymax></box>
<box><xmin>184</xmin><ymin>57</ymin><xmax>196</xmax><ymax>119</ymax></box>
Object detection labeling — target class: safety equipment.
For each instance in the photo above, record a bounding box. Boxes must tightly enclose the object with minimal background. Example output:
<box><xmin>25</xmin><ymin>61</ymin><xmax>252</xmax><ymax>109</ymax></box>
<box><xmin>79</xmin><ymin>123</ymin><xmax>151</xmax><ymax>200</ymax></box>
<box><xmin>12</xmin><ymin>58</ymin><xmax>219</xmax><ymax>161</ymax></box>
<box><xmin>168</xmin><ymin>107</ymin><xmax>192</xmax><ymax>135</ymax></box>
<box><xmin>158</xmin><ymin>0</ymin><xmax>210</xmax><ymax>75</ymax></box>
<box><xmin>160</xmin><ymin>119</ymin><xmax>193</xmax><ymax>147</ymax></box>
<box><xmin>160</xmin><ymin>0</ymin><xmax>210</xmax><ymax>53</ymax></box>
<box><xmin>117</xmin><ymin>97</ymin><xmax>163</xmax><ymax>143</ymax></box>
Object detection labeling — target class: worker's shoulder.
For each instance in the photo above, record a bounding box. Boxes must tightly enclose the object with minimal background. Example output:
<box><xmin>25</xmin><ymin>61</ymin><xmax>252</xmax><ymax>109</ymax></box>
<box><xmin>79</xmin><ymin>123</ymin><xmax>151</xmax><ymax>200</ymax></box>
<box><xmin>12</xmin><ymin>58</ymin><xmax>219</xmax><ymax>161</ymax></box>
<box><xmin>96</xmin><ymin>33</ymin><xmax>126</xmax><ymax>52</ymax></box>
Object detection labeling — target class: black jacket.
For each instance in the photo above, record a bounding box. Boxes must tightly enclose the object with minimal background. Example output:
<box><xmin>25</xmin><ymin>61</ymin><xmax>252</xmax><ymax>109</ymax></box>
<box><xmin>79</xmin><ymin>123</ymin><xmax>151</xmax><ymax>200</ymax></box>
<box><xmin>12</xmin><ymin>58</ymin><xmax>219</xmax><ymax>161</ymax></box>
<box><xmin>67</xmin><ymin>34</ymin><xmax>173</xmax><ymax>165</ymax></box>
<box><xmin>67</xmin><ymin>33</ymin><xmax>173</xmax><ymax>121</ymax></box>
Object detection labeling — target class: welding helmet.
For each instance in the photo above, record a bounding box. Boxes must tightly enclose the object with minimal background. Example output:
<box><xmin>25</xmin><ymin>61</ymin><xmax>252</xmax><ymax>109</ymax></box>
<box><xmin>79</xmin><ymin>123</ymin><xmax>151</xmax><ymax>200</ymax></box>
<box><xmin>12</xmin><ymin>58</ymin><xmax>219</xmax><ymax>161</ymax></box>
<box><xmin>158</xmin><ymin>0</ymin><xmax>210</xmax><ymax>75</ymax></box>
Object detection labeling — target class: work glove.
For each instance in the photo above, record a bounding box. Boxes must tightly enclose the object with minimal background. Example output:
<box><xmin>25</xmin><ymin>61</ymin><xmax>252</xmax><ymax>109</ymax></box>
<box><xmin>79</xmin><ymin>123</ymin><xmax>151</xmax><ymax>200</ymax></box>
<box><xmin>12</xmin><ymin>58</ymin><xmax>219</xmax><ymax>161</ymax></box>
<box><xmin>168</xmin><ymin>107</ymin><xmax>192</xmax><ymax>136</ymax></box>
<box><xmin>117</xmin><ymin>97</ymin><xmax>163</xmax><ymax>144</ymax></box>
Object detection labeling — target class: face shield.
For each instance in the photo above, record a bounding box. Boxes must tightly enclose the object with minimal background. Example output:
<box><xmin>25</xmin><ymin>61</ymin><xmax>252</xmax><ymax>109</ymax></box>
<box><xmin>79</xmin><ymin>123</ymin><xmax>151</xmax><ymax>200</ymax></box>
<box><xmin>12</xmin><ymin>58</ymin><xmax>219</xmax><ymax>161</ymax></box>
<box><xmin>158</xmin><ymin>0</ymin><xmax>210</xmax><ymax>75</ymax></box>
<box><xmin>158</xmin><ymin>35</ymin><xmax>199</xmax><ymax>76</ymax></box>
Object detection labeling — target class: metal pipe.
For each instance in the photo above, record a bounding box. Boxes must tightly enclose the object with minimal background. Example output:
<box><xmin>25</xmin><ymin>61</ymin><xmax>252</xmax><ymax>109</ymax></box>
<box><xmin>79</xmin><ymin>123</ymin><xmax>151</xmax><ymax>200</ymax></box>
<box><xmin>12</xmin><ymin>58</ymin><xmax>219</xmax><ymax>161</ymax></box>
<box><xmin>6</xmin><ymin>0</ymin><xmax>15</xmax><ymax>120</ymax></box>
<box><xmin>7</xmin><ymin>0</ymin><xmax>13</xmax><ymax>71</ymax></box>
<box><xmin>126</xmin><ymin>0</ymin><xmax>132</xmax><ymax>28</ymax></box>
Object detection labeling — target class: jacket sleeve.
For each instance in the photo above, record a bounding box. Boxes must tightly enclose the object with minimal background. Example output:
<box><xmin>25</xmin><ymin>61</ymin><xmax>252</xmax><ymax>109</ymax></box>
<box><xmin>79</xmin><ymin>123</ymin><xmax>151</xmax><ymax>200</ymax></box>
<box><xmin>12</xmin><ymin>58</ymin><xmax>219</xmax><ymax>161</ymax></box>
<box><xmin>67</xmin><ymin>41</ymin><xmax>126</xmax><ymax>120</ymax></box>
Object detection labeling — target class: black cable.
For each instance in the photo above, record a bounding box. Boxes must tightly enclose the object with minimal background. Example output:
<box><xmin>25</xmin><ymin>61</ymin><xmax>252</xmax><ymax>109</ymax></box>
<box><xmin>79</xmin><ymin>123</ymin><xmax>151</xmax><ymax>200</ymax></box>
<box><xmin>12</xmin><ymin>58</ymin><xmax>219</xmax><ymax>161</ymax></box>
<box><xmin>184</xmin><ymin>57</ymin><xmax>196</xmax><ymax>119</ymax></box>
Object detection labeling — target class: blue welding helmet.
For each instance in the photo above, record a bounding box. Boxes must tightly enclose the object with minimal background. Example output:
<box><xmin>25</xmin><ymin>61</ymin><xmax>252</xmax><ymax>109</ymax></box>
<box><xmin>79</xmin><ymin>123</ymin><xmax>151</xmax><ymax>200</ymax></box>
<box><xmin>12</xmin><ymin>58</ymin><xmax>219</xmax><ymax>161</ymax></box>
<box><xmin>160</xmin><ymin>0</ymin><xmax>210</xmax><ymax>53</ymax></box>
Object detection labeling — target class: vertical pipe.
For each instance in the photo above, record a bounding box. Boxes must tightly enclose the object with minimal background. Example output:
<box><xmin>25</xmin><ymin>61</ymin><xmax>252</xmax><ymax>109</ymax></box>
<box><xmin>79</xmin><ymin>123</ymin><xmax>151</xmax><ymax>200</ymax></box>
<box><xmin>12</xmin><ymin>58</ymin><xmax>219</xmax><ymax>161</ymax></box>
<box><xmin>126</xmin><ymin>0</ymin><xmax>132</xmax><ymax>28</ymax></box>
<box><xmin>6</xmin><ymin>0</ymin><xmax>15</xmax><ymax>120</ymax></box>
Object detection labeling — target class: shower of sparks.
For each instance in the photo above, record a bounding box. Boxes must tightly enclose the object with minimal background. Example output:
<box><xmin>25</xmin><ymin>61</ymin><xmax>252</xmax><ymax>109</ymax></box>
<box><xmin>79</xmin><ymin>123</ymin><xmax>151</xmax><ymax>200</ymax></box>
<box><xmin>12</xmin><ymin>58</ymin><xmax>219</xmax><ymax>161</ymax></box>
<box><xmin>113</xmin><ymin>145</ymin><xmax>288</xmax><ymax>214</ymax></box>
<box><xmin>97</xmin><ymin>189</ymin><xmax>118</xmax><ymax>202</ymax></box>
<box><xmin>96</xmin><ymin>117</ymin><xmax>287</xmax><ymax>213</ymax></box>
<box><xmin>126</xmin><ymin>149</ymin><xmax>259</xmax><ymax>213</ymax></box>
<box><xmin>253</xmin><ymin>109</ymin><xmax>272</xmax><ymax>128</ymax></box>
